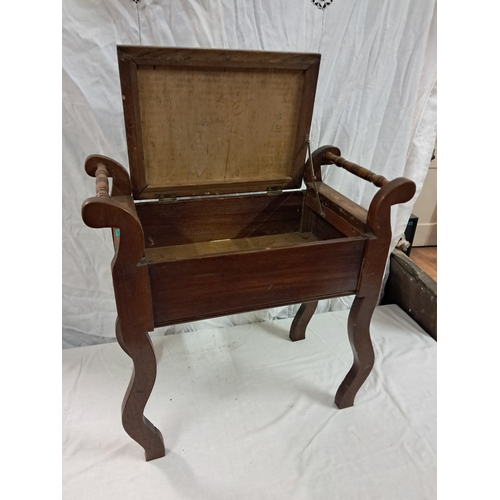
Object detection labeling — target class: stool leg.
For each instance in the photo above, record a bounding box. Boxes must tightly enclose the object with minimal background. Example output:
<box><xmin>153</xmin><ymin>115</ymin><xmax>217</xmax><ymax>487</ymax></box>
<box><xmin>289</xmin><ymin>301</ymin><xmax>318</xmax><ymax>341</ymax></box>
<box><xmin>116</xmin><ymin>320</ymin><xmax>165</xmax><ymax>461</ymax></box>
<box><xmin>333</xmin><ymin>176</ymin><xmax>417</xmax><ymax>408</ymax></box>
<box><xmin>115</xmin><ymin>317</ymin><xmax>131</xmax><ymax>357</ymax></box>
<box><xmin>334</xmin><ymin>295</ymin><xmax>376</xmax><ymax>409</ymax></box>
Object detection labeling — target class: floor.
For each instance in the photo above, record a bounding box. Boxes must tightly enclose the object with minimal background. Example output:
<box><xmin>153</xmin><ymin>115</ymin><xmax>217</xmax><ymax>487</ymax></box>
<box><xmin>409</xmin><ymin>246</ymin><xmax>437</xmax><ymax>281</ymax></box>
<box><xmin>63</xmin><ymin>305</ymin><xmax>437</xmax><ymax>500</ymax></box>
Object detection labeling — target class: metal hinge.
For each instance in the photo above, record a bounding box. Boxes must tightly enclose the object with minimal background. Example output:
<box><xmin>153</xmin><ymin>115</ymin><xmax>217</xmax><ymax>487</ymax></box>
<box><xmin>266</xmin><ymin>186</ymin><xmax>283</xmax><ymax>195</ymax></box>
<box><xmin>158</xmin><ymin>194</ymin><xmax>178</xmax><ymax>203</ymax></box>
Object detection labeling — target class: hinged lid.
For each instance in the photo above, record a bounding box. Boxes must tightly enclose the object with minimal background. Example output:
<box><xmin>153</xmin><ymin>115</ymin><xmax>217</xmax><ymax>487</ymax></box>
<box><xmin>117</xmin><ymin>46</ymin><xmax>321</xmax><ymax>199</ymax></box>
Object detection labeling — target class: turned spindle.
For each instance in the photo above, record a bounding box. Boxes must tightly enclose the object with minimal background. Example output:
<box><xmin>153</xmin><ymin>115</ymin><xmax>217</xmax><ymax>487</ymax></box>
<box><xmin>95</xmin><ymin>162</ymin><xmax>111</xmax><ymax>198</ymax></box>
<box><xmin>324</xmin><ymin>152</ymin><xmax>388</xmax><ymax>188</ymax></box>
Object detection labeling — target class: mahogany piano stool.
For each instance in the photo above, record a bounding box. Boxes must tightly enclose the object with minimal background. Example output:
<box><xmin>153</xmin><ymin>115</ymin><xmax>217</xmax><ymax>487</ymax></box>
<box><xmin>81</xmin><ymin>46</ymin><xmax>416</xmax><ymax>461</ymax></box>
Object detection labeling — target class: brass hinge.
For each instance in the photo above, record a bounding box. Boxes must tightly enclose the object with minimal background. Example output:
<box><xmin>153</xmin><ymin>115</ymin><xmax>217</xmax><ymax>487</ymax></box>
<box><xmin>158</xmin><ymin>194</ymin><xmax>178</xmax><ymax>203</ymax></box>
<box><xmin>266</xmin><ymin>186</ymin><xmax>283</xmax><ymax>195</ymax></box>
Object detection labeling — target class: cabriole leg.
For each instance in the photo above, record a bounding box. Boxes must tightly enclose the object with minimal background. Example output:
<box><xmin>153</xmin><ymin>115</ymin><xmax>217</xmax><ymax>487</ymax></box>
<box><xmin>334</xmin><ymin>176</ymin><xmax>417</xmax><ymax>408</ymax></box>
<box><xmin>289</xmin><ymin>301</ymin><xmax>318</xmax><ymax>341</ymax></box>
<box><xmin>116</xmin><ymin>319</ymin><xmax>165</xmax><ymax>461</ymax></box>
<box><xmin>334</xmin><ymin>296</ymin><xmax>376</xmax><ymax>409</ymax></box>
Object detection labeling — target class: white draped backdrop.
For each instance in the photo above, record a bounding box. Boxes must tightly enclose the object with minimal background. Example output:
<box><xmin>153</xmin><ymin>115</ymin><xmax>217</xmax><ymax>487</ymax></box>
<box><xmin>62</xmin><ymin>0</ymin><xmax>437</xmax><ymax>347</ymax></box>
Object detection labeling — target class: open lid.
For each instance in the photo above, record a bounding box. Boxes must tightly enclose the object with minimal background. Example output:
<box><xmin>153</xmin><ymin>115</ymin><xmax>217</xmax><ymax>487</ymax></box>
<box><xmin>117</xmin><ymin>46</ymin><xmax>321</xmax><ymax>199</ymax></box>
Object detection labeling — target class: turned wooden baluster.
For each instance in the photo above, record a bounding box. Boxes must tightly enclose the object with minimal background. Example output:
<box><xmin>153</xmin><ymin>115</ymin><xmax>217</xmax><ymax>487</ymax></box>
<box><xmin>85</xmin><ymin>154</ymin><xmax>133</xmax><ymax>197</ymax></box>
<box><xmin>324</xmin><ymin>151</ymin><xmax>389</xmax><ymax>188</ymax></box>
<box><xmin>81</xmin><ymin>155</ymin><xmax>165</xmax><ymax>461</ymax></box>
<box><xmin>304</xmin><ymin>146</ymin><xmax>390</xmax><ymax>188</ymax></box>
<box><xmin>94</xmin><ymin>163</ymin><xmax>111</xmax><ymax>198</ymax></box>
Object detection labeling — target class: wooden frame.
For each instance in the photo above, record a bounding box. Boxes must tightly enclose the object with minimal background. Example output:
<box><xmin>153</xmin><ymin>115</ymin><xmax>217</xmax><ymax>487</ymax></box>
<box><xmin>81</xmin><ymin>47</ymin><xmax>416</xmax><ymax>461</ymax></box>
<box><xmin>117</xmin><ymin>46</ymin><xmax>320</xmax><ymax>199</ymax></box>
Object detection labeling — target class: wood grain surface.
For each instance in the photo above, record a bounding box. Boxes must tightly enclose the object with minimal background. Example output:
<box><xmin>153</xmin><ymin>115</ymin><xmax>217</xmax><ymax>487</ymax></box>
<box><xmin>148</xmin><ymin>237</ymin><xmax>366</xmax><ymax>326</ymax></box>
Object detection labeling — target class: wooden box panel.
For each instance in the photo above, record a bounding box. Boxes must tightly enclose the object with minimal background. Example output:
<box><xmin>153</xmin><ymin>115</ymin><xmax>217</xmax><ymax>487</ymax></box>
<box><xmin>148</xmin><ymin>238</ymin><xmax>366</xmax><ymax>326</ymax></box>
<box><xmin>136</xmin><ymin>192</ymin><xmax>307</xmax><ymax>248</ymax></box>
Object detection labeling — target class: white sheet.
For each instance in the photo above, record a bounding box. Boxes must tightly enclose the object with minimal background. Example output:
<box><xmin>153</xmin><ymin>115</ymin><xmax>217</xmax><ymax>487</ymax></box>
<box><xmin>62</xmin><ymin>0</ymin><xmax>437</xmax><ymax>345</ymax></box>
<box><xmin>62</xmin><ymin>305</ymin><xmax>436</xmax><ymax>499</ymax></box>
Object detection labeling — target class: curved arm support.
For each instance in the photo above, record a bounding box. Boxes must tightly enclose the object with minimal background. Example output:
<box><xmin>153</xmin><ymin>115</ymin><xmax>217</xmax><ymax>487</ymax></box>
<box><xmin>359</xmin><ymin>177</ymin><xmax>416</xmax><ymax>297</ymax></box>
<box><xmin>81</xmin><ymin>196</ymin><xmax>153</xmax><ymax>335</ymax></box>
<box><xmin>367</xmin><ymin>177</ymin><xmax>416</xmax><ymax>237</ymax></box>
<box><xmin>303</xmin><ymin>145</ymin><xmax>341</xmax><ymax>183</ymax></box>
<box><xmin>81</xmin><ymin>196</ymin><xmax>144</xmax><ymax>269</ymax></box>
<box><xmin>85</xmin><ymin>155</ymin><xmax>132</xmax><ymax>197</ymax></box>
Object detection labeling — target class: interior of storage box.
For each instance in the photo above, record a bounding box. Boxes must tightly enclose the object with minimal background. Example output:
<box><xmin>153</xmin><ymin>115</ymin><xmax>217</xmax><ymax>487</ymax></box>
<box><xmin>135</xmin><ymin>191</ymin><xmax>347</xmax><ymax>262</ymax></box>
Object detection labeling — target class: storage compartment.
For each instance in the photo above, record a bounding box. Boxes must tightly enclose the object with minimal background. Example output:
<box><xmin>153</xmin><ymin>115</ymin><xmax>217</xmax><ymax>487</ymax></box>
<box><xmin>132</xmin><ymin>191</ymin><xmax>365</xmax><ymax>326</ymax></box>
<box><xmin>136</xmin><ymin>191</ymin><xmax>347</xmax><ymax>262</ymax></box>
